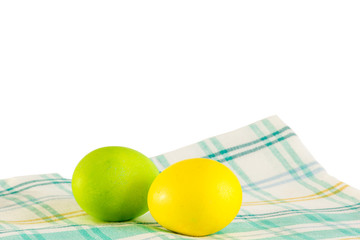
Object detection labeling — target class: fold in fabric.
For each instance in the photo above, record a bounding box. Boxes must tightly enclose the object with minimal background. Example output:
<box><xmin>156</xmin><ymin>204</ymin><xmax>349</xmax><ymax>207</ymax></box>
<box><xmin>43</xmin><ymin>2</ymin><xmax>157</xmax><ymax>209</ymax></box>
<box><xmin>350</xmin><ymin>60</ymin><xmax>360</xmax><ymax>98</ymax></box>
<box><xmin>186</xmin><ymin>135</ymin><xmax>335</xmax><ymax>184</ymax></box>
<box><xmin>1</xmin><ymin>115</ymin><xmax>359</xmax><ymax>239</ymax></box>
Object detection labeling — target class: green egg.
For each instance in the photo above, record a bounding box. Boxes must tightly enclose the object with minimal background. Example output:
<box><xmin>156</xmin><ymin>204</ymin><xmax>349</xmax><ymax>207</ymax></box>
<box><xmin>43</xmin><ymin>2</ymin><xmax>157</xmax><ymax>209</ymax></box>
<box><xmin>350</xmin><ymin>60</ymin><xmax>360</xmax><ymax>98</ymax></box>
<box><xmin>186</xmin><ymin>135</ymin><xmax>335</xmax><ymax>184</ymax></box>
<box><xmin>72</xmin><ymin>146</ymin><xmax>159</xmax><ymax>221</ymax></box>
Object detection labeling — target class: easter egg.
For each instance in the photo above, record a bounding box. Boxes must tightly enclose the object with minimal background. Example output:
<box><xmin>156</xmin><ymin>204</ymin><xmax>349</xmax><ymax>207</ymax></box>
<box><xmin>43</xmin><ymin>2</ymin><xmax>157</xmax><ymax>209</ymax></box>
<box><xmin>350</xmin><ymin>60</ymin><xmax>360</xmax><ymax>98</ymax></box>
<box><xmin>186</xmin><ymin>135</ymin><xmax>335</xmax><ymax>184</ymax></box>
<box><xmin>147</xmin><ymin>158</ymin><xmax>242</xmax><ymax>237</ymax></box>
<box><xmin>72</xmin><ymin>146</ymin><xmax>159</xmax><ymax>221</ymax></box>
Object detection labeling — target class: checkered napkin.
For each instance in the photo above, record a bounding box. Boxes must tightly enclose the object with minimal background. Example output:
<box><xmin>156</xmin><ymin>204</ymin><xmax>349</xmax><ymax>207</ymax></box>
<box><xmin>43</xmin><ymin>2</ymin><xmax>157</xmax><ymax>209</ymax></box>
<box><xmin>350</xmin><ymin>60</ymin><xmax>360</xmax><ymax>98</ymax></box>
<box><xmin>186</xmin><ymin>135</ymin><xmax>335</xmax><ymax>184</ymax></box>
<box><xmin>1</xmin><ymin>116</ymin><xmax>360</xmax><ymax>240</ymax></box>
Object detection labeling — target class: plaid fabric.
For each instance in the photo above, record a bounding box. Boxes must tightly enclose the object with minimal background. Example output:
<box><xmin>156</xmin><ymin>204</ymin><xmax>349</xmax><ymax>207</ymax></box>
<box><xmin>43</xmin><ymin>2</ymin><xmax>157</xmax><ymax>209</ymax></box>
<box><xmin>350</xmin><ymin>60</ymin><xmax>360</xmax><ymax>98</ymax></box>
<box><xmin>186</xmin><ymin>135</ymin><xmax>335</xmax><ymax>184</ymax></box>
<box><xmin>1</xmin><ymin>115</ymin><xmax>359</xmax><ymax>239</ymax></box>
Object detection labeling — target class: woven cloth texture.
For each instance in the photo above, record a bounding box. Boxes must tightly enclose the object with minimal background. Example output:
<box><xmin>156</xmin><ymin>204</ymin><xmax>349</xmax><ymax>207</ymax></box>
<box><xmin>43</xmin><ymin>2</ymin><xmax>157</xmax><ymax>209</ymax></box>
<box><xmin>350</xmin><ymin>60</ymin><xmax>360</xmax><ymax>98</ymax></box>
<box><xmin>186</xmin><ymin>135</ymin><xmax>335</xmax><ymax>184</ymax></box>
<box><xmin>1</xmin><ymin>115</ymin><xmax>359</xmax><ymax>239</ymax></box>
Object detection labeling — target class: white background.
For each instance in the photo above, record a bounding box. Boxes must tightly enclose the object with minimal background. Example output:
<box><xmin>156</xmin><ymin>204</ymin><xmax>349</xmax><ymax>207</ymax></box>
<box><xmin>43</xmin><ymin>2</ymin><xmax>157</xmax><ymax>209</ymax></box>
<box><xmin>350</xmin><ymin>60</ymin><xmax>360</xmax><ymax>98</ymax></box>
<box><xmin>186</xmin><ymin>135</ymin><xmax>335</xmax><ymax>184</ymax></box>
<box><xmin>0</xmin><ymin>1</ymin><xmax>359</xmax><ymax>190</ymax></box>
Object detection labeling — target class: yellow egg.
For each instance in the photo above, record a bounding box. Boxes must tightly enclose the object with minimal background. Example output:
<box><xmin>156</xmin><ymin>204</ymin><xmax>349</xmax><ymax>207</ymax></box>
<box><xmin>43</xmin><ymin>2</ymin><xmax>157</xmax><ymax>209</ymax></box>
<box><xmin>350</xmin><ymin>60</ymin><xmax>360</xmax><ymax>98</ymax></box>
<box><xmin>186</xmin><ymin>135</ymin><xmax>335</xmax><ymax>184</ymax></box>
<box><xmin>147</xmin><ymin>158</ymin><xmax>242</xmax><ymax>237</ymax></box>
